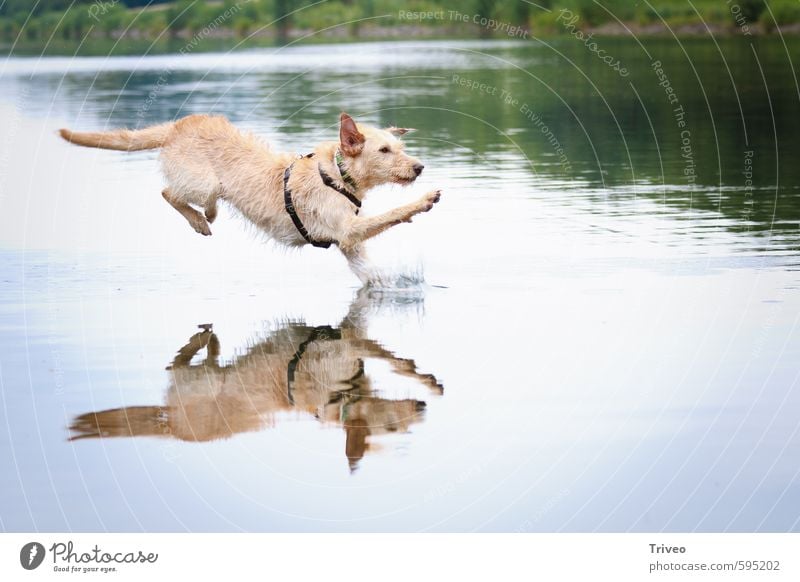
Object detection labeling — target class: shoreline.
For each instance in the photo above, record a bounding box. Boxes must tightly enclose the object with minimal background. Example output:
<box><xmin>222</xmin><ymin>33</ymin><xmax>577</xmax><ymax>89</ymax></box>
<box><xmin>3</xmin><ymin>19</ymin><xmax>800</xmax><ymax>56</ymax></box>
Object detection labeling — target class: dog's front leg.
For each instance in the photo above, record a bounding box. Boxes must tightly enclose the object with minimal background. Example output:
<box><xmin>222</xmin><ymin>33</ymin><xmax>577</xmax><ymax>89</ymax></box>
<box><xmin>341</xmin><ymin>189</ymin><xmax>442</xmax><ymax>247</ymax></box>
<box><xmin>351</xmin><ymin>339</ymin><xmax>444</xmax><ymax>394</ymax></box>
<box><xmin>341</xmin><ymin>244</ymin><xmax>375</xmax><ymax>284</ymax></box>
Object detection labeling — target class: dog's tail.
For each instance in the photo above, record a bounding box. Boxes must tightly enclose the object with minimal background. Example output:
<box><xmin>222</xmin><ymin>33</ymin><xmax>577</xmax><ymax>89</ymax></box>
<box><xmin>58</xmin><ymin>122</ymin><xmax>174</xmax><ymax>151</ymax></box>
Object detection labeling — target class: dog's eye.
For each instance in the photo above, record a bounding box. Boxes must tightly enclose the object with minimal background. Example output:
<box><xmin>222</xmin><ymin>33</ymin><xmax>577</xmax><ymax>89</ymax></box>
<box><xmin>379</xmin><ymin>146</ymin><xmax>391</xmax><ymax>153</ymax></box>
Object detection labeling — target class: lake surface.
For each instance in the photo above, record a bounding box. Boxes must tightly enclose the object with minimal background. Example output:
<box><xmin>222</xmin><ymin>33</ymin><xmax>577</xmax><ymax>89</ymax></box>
<box><xmin>1</xmin><ymin>37</ymin><xmax>799</xmax><ymax>532</ymax></box>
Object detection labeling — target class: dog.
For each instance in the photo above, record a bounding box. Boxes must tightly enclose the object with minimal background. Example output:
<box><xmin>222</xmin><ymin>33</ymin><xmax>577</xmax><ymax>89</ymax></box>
<box><xmin>59</xmin><ymin>112</ymin><xmax>441</xmax><ymax>282</ymax></box>
<box><xmin>68</xmin><ymin>290</ymin><xmax>443</xmax><ymax>471</ymax></box>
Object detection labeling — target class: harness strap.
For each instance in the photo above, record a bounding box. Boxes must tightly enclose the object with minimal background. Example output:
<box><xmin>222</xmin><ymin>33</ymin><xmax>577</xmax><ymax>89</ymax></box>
<box><xmin>323</xmin><ymin>360</ymin><xmax>366</xmax><ymax>421</ymax></box>
<box><xmin>283</xmin><ymin>156</ymin><xmax>362</xmax><ymax>248</ymax></box>
<box><xmin>283</xmin><ymin>163</ymin><xmax>333</xmax><ymax>249</ymax></box>
<box><xmin>318</xmin><ymin>165</ymin><xmax>361</xmax><ymax>210</ymax></box>
<box><xmin>286</xmin><ymin>325</ymin><xmax>342</xmax><ymax>405</ymax></box>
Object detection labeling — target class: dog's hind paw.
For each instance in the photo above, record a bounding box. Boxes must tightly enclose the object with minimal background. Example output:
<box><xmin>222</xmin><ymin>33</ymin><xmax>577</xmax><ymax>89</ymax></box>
<box><xmin>193</xmin><ymin>220</ymin><xmax>212</xmax><ymax>236</ymax></box>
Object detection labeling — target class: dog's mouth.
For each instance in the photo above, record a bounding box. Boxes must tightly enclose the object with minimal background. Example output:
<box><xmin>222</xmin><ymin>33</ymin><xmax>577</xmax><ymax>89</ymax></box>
<box><xmin>392</xmin><ymin>174</ymin><xmax>417</xmax><ymax>186</ymax></box>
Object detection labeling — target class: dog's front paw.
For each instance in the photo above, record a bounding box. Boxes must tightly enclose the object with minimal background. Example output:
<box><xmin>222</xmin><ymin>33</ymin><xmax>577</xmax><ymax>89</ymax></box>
<box><xmin>418</xmin><ymin>189</ymin><xmax>442</xmax><ymax>213</ymax></box>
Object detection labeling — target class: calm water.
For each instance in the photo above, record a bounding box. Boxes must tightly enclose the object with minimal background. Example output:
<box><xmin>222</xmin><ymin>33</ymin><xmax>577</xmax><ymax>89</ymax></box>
<box><xmin>1</xmin><ymin>38</ymin><xmax>800</xmax><ymax>532</ymax></box>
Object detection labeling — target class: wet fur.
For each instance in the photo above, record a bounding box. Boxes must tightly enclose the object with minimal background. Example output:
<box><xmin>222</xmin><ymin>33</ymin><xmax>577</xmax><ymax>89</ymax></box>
<box><xmin>59</xmin><ymin>113</ymin><xmax>441</xmax><ymax>283</ymax></box>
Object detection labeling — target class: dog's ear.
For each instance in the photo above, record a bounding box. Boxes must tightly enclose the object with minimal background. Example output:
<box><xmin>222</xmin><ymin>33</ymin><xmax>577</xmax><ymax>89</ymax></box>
<box><xmin>385</xmin><ymin>127</ymin><xmax>415</xmax><ymax>137</ymax></box>
<box><xmin>339</xmin><ymin>112</ymin><xmax>365</xmax><ymax>156</ymax></box>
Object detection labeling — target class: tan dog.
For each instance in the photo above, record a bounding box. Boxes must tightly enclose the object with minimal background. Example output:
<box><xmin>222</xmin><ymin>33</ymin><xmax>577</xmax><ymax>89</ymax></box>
<box><xmin>68</xmin><ymin>292</ymin><xmax>443</xmax><ymax>470</ymax></box>
<box><xmin>59</xmin><ymin>113</ymin><xmax>441</xmax><ymax>282</ymax></box>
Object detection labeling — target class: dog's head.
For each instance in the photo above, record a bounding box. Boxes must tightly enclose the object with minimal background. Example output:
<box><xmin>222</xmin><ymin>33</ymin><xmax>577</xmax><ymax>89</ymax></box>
<box><xmin>336</xmin><ymin>398</ymin><xmax>427</xmax><ymax>471</ymax></box>
<box><xmin>338</xmin><ymin>112</ymin><xmax>424</xmax><ymax>190</ymax></box>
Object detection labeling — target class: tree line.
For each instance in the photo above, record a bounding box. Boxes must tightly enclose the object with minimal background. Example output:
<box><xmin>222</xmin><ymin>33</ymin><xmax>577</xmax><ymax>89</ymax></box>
<box><xmin>1</xmin><ymin>0</ymin><xmax>797</xmax><ymax>44</ymax></box>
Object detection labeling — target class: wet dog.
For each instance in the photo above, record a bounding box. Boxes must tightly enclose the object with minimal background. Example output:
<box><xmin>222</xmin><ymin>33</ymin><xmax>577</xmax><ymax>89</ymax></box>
<box><xmin>59</xmin><ymin>113</ymin><xmax>441</xmax><ymax>282</ymax></box>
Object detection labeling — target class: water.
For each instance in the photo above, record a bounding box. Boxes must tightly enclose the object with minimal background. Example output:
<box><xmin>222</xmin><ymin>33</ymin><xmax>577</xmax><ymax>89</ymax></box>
<box><xmin>1</xmin><ymin>38</ymin><xmax>799</xmax><ymax>532</ymax></box>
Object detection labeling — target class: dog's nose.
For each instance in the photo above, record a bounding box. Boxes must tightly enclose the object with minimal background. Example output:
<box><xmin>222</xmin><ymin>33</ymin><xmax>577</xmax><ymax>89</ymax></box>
<box><xmin>413</xmin><ymin>163</ymin><xmax>424</xmax><ymax>176</ymax></box>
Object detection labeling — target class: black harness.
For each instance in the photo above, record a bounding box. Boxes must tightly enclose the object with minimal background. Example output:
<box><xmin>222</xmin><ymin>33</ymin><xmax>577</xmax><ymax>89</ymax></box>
<box><xmin>318</xmin><ymin>167</ymin><xmax>361</xmax><ymax>208</ymax></box>
<box><xmin>285</xmin><ymin>325</ymin><xmax>365</xmax><ymax>407</ymax></box>
<box><xmin>283</xmin><ymin>153</ymin><xmax>360</xmax><ymax>249</ymax></box>
<box><xmin>286</xmin><ymin>325</ymin><xmax>340</xmax><ymax>405</ymax></box>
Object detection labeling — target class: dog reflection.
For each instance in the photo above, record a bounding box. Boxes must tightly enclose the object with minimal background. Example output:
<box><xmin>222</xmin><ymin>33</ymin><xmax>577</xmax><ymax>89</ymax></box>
<box><xmin>69</xmin><ymin>297</ymin><xmax>442</xmax><ymax>470</ymax></box>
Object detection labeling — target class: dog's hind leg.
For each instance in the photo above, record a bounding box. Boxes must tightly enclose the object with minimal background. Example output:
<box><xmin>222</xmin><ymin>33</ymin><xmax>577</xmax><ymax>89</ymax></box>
<box><xmin>162</xmin><ymin>188</ymin><xmax>212</xmax><ymax>236</ymax></box>
<box><xmin>204</xmin><ymin>197</ymin><xmax>218</xmax><ymax>224</ymax></box>
<box><xmin>168</xmin><ymin>326</ymin><xmax>214</xmax><ymax>369</ymax></box>
<box><xmin>204</xmin><ymin>330</ymin><xmax>220</xmax><ymax>367</ymax></box>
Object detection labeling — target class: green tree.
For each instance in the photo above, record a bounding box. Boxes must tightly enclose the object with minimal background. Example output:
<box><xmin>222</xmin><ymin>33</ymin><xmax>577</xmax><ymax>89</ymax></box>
<box><xmin>738</xmin><ymin>0</ymin><xmax>766</xmax><ymax>23</ymax></box>
<box><xmin>275</xmin><ymin>0</ymin><xmax>291</xmax><ymax>40</ymax></box>
<box><xmin>474</xmin><ymin>0</ymin><xmax>498</xmax><ymax>37</ymax></box>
